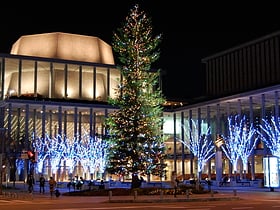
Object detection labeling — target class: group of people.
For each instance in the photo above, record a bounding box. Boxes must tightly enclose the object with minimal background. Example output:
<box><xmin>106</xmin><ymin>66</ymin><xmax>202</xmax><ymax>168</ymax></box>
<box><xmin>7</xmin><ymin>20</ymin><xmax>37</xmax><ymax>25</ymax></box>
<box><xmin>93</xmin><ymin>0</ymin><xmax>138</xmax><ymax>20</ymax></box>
<box><xmin>27</xmin><ymin>174</ymin><xmax>60</xmax><ymax>197</ymax></box>
<box><xmin>67</xmin><ymin>176</ymin><xmax>85</xmax><ymax>191</ymax></box>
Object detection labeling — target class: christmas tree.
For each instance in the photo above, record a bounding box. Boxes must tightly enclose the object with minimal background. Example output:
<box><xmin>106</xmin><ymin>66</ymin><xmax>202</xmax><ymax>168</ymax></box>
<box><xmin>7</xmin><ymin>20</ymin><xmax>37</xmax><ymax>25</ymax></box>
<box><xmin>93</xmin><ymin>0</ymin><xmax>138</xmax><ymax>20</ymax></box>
<box><xmin>105</xmin><ymin>4</ymin><xmax>166</xmax><ymax>187</ymax></box>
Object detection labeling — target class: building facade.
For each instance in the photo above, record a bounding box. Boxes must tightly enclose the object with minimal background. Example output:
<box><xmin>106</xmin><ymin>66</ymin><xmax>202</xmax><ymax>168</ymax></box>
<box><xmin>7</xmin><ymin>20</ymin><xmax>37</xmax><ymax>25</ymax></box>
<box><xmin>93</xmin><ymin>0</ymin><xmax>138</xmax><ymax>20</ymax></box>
<box><xmin>1</xmin><ymin>31</ymin><xmax>280</xmax><ymax>184</ymax></box>
<box><xmin>0</xmin><ymin>33</ymin><xmax>121</xmax><ymax>182</ymax></box>
<box><xmin>167</xmin><ymin>31</ymin><xmax>280</xmax><ymax>184</ymax></box>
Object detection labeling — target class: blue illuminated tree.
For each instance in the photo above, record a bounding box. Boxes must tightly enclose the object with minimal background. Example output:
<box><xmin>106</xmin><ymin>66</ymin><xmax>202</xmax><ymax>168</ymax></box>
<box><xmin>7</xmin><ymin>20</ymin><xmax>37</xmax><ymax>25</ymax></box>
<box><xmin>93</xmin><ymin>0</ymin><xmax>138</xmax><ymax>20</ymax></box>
<box><xmin>258</xmin><ymin>116</ymin><xmax>280</xmax><ymax>158</ymax></box>
<box><xmin>178</xmin><ymin>119</ymin><xmax>215</xmax><ymax>184</ymax></box>
<box><xmin>32</xmin><ymin>133</ymin><xmax>107</xmax><ymax>179</ymax></box>
<box><xmin>221</xmin><ymin>115</ymin><xmax>258</xmax><ymax>179</ymax></box>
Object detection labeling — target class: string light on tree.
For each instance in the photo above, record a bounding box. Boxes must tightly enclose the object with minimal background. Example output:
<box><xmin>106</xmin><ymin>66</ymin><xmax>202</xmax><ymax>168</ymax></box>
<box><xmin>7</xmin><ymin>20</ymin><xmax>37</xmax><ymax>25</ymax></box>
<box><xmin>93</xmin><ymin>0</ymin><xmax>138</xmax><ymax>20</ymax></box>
<box><xmin>220</xmin><ymin>115</ymin><xmax>258</xmax><ymax>178</ymax></box>
<box><xmin>105</xmin><ymin>4</ymin><xmax>166</xmax><ymax>187</ymax></box>
<box><xmin>258</xmin><ymin>116</ymin><xmax>280</xmax><ymax>158</ymax></box>
<box><xmin>30</xmin><ymin>132</ymin><xmax>108</xmax><ymax>178</ymax></box>
<box><xmin>177</xmin><ymin>119</ymin><xmax>215</xmax><ymax>187</ymax></box>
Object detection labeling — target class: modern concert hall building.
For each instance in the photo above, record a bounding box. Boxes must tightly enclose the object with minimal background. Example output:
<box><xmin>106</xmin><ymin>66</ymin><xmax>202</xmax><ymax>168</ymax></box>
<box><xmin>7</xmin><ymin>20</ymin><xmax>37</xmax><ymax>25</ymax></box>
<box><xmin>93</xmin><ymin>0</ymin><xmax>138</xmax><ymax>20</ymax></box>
<box><xmin>1</xmin><ymin>31</ymin><xmax>280</xmax><ymax>185</ymax></box>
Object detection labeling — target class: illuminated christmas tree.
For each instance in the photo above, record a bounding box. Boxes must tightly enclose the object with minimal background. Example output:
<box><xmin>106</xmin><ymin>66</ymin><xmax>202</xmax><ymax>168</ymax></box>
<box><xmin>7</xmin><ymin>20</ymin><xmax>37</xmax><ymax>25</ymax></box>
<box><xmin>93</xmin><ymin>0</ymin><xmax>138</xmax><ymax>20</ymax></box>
<box><xmin>105</xmin><ymin>4</ymin><xmax>166</xmax><ymax>187</ymax></box>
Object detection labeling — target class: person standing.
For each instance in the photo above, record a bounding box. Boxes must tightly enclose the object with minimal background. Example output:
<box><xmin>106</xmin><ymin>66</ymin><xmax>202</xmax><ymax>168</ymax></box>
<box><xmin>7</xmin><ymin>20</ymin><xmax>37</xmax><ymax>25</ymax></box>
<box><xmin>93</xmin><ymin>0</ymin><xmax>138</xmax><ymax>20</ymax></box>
<box><xmin>49</xmin><ymin>177</ymin><xmax>57</xmax><ymax>197</ymax></box>
<box><xmin>27</xmin><ymin>174</ymin><xmax>35</xmax><ymax>193</ymax></box>
<box><xmin>39</xmin><ymin>174</ymin><xmax>46</xmax><ymax>194</ymax></box>
<box><xmin>171</xmin><ymin>171</ymin><xmax>179</xmax><ymax>197</ymax></box>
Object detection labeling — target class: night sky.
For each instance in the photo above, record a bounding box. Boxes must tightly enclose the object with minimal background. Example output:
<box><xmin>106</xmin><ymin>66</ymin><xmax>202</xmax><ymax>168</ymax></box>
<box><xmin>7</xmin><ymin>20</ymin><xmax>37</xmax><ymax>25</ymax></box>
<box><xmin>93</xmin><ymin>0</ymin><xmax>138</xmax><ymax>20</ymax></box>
<box><xmin>1</xmin><ymin>1</ymin><xmax>280</xmax><ymax>100</ymax></box>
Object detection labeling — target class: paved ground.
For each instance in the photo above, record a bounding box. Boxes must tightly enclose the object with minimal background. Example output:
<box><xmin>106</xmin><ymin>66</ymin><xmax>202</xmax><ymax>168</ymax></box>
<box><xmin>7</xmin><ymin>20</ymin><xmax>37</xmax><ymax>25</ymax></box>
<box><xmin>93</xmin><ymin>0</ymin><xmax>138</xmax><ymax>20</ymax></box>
<box><xmin>0</xmin><ymin>181</ymin><xmax>279</xmax><ymax>203</ymax></box>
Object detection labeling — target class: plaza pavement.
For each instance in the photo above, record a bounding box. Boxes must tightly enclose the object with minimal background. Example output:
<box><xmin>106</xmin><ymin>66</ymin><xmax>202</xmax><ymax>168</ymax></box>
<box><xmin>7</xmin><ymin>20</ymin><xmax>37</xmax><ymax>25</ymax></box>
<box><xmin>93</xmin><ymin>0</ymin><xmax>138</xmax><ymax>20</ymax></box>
<box><xmin>0</xmin><ymin>181</ymin><xmax>278</xmax><ymax>203</ymax></box>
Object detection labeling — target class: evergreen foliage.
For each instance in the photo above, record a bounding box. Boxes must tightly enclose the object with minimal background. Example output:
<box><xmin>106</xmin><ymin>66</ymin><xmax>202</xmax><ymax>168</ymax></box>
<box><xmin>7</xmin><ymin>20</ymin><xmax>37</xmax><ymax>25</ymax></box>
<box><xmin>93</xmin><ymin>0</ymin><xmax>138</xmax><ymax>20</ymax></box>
<box><xmin>105</xmin><ymin>4</ymin><xmax>167</xmax><ymax>183</ymax></box>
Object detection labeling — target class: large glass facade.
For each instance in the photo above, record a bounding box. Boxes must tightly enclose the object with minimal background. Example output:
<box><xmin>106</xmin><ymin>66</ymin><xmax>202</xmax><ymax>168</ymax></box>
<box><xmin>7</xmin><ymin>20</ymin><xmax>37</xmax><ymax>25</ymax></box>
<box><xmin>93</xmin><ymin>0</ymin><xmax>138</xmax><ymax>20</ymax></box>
<box><xmin>0</xmin><ymin>54</ymin><xmax>120</xmax><ymax>182</ymax></box>
<box><xmin>1</xmin><ymin>31</ymin><xmax>280</xmax><ymax>186</ymax></box>
<box><xmin>1</xmin><ymin>55</ymin><xmax>119</xmax><ymax>101</ymax></box>
<box><xmin>163</xmin><ymin>88</ymin><xmax>280</xmax><ymax>185</ymax></box>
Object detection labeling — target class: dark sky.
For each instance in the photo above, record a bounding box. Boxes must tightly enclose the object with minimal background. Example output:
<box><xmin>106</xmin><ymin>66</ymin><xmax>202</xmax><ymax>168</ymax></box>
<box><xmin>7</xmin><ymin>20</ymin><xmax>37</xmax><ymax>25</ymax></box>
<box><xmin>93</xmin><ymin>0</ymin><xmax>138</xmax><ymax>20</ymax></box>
<box><xmin>1</xmin><ymin>1</ymin><xmax>280</xmax><ymax>100</ymax></box>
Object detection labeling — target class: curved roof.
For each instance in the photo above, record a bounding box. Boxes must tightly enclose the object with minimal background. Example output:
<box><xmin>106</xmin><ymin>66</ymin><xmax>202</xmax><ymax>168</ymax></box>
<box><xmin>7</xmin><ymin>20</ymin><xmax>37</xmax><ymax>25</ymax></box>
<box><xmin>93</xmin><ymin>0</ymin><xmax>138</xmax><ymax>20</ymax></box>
<box><xmin>10</xmin><ymin>32</ymin><xmax>115</xmax><ymax>65</ymax></box>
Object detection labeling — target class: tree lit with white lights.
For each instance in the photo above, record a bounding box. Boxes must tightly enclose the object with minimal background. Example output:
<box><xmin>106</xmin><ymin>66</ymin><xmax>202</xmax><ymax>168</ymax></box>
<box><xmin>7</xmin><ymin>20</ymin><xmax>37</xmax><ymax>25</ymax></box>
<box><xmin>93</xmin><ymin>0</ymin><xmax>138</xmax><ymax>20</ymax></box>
<box><xmin>32</xmin><ymin>133</ymin><xmax>108</xmax><ymax>180</ymax></box>
<box><xmin>221</xmin><ymin>115</ymin><xmax>258</xmax><ymax>178</ymax></box>
<box><xmin>258</xmin><ymin>116</ymin><xmax>280</xmax><ymax>158</ymax></box>
<box><xmin>178</xmin><ymin>119</ymin><xmax>215</xmax><ymax>182</ymax></box>
<box><xmin>105</xmin><ymin>4</ymin><xmax>166</xmax><ymax>186</ymax></box>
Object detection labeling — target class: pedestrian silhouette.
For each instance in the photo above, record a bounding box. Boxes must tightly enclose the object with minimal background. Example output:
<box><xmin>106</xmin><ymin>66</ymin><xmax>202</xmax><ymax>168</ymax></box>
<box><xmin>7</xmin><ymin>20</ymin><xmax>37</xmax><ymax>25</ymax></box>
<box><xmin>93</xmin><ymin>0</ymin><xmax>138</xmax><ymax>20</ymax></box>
<box><xmin>27</xmin><ymin>174</ymin><xmax>35</xmax><ymax>193</ymax></box>
<box><xmin>39</xmin><ymin>174</ymin><xmax>46</xmax><ymax>194</ymax></box>
<box><xmin>49</xmin><ymin>177</ymin><xmax>57</xmax><ymax>197</ymax></box>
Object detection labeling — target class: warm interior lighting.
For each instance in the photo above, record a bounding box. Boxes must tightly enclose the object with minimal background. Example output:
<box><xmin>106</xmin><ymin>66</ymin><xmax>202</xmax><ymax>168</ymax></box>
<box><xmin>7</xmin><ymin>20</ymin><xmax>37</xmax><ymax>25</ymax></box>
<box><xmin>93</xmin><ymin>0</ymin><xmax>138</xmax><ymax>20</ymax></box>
<box><xmin>11</xmin><ymin>32</ymin><xmax>115</xmax><ymax>65</ymax></box>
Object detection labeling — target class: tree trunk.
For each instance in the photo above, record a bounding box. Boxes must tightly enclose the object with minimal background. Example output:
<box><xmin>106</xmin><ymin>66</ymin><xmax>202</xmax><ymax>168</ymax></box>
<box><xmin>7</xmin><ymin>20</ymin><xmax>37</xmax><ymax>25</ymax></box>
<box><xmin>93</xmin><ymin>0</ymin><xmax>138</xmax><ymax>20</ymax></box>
<box><xmin>196</xmin><ymin>171</ymin><xmax>201</xmax><ymax>191</ymax></box>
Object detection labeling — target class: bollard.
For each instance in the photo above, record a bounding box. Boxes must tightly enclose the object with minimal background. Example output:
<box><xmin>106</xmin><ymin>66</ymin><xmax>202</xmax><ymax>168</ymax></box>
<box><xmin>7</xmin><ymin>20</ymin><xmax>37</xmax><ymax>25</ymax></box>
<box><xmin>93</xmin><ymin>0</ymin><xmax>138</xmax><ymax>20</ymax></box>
<box><xmin>134</xmin><ymin>190</ymin><xmax>137</xmax><ymax>200</ymax></box>
<box><xmin>13</xmin><ymin>193</ymin><xmax>17</xmax><ymax>199</ymax></box>
<box><xmin>211</xmin><ymin>190</ymin><xmax>214</xmax><ymax>197</ymax></box>
<box><xmin>109</xmin><ymin>190</ymin><xmax>112</xmax><ymax>201</ymax></box>
<box><xmin>160</xmin><ymin>189</ymin><xmax>163</xmax><ymax>200</ymax></box>
<box><xmin>233</xmin><ymin>189</ymin><xmax>237</xmax><ymax>196</ymax></box>
<box><xmin>186</xmin><ymin>189</ymin><xmax>189</xmax><ymax>199</ymax></box>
